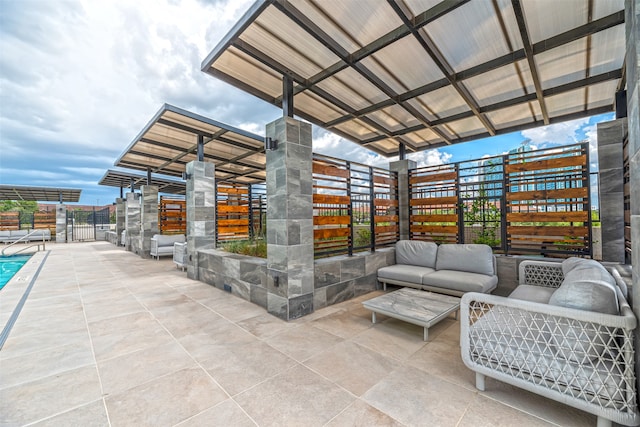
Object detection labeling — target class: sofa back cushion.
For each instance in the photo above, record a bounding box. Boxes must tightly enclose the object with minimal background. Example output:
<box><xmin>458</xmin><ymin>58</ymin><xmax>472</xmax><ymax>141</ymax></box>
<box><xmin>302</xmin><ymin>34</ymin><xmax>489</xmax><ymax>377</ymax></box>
<box><xmin>395</xmin><ymin>240</ymin><xmax>438</xmax><ymax>268</ymax></box>
<box><xmin>435</xmin><ymin>244</ymin><xmax>494</xmax><ymax>276</ymax></box>
<box><xmin>549</xmin><ymin>262</ymin><xmax>618</xmax><ymax>315</ymax></box>
<box><xmin>549</xmin><ymin>260</ymin><xmax>619</xmax><ymax>363</ymax></box>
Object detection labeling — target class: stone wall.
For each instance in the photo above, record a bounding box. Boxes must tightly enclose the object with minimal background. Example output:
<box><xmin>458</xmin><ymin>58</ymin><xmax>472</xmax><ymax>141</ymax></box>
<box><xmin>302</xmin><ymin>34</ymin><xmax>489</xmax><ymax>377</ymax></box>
<box><xmin>196</xmin><ymin>248</ymin><xmax>395</xmax><ymax>315</ymax></box>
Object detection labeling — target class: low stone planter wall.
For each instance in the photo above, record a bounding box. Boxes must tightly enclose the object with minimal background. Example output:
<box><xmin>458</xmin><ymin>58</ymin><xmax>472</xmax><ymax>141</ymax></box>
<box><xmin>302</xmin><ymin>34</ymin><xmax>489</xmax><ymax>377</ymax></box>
<box><xmin>196</xmin><ymin>247</ymin><xmax>396</xmax><ymax>316</ymax></box>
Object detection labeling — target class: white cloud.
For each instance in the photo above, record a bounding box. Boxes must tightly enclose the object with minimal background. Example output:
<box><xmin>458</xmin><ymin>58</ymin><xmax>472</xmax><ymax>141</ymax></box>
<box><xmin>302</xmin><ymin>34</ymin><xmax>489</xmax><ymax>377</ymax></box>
<box><xmin>520</xmin><ymin>117</ymin><xmax>589</xmax><ymax>146</ymax></box>
<box><xmin>408</xmin><ymin>148</ymin><xmax>453</xmax><ymax>167</ymax></box>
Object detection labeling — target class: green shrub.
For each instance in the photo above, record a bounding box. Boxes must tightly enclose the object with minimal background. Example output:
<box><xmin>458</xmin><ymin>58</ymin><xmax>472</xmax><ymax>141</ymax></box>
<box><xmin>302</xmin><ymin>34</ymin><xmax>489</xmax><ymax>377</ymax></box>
<box><xmin>221</xmin><ymin>239</ymin><xmax>267</xmax><ymax>258</ymax></box>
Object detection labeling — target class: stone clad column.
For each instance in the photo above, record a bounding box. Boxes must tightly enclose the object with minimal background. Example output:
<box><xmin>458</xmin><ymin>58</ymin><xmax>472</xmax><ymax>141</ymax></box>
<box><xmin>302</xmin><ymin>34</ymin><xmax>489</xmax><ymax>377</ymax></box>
<box><xmin>597</xmin><ymin>119</ymin><xmax>627</xmax><ymax>263</ymax></box>
<box><xmin>125</xmin><ymin>192</ymin><xmax>141</xmax><ymax>254</ymax></box>
<box><xmin>55</xmin><ymin>204</ymin><xmax>66</xmax><ymax>243</ymax></box>
<box><xmin>115</xmin><ymin>198</ymin><xmax>125</xmax><ymax>245</ymax></box>
<box><xmin>389</xmin><ymin>159</ymin><xmax>417</xmax><ymax>241</ymax></box>
<box><xmin>265</xmin><ymin>117</ymin><xmax>314</xmax><ymax>320</ymax></box>
<box><xmin>139</xmin><ymin>185</ymin><xmax>159</xmax><ymax>259</ymax></box>
<box><xmin>186</xmin><ymin>160</ymin><xmax>216</xmax><ymax>279</ymax></box>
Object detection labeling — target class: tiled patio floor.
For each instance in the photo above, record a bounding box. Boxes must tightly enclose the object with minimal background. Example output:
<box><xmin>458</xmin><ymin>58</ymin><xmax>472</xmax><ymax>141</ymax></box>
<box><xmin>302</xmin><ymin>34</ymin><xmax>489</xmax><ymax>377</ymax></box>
<box><xmin>0</xmin><ymin>242</ymin><xmax>597</xmax><ymax>426</ymax></box>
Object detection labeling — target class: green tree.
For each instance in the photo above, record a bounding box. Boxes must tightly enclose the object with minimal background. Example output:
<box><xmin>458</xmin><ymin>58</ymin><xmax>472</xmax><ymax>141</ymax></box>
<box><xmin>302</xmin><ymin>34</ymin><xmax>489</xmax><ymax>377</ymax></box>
<box><xmin>0</xmin><ymin>200</ymin><xmax>38</xmax><ymax>212</ymax></box>
<box><xmin>464</xmin><ymin>187</ymin><xmax>501</xmax><ymax>247</ymax></box>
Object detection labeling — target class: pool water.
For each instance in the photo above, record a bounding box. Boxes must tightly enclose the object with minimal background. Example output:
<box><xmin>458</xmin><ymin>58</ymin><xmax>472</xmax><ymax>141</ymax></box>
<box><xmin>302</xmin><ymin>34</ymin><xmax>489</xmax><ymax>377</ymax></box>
<box><xmin>0</xmin><ymin>255</ymin><xmax>32</xmax><ymax>290</ymax></box>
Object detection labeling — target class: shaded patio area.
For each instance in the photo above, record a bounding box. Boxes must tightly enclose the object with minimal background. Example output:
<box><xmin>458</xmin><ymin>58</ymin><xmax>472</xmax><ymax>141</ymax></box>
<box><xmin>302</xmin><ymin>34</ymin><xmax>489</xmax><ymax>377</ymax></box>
<box><xmin>1</xmin><ymin>241</ymin><xmax>596</xmax><ymax>426</ymax></box>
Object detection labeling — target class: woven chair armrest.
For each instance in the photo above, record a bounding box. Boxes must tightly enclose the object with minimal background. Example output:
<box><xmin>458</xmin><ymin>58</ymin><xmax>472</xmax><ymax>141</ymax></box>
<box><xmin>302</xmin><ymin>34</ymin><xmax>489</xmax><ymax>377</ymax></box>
<box><xmin>518</xmin><ymin>260</ymin><xmax>564</xmax><ymax>288</ymax></box>
<box><xmin>461</xmin><ymin>292</ymin><xmax>637</xmax><ymax>330</ymax></box>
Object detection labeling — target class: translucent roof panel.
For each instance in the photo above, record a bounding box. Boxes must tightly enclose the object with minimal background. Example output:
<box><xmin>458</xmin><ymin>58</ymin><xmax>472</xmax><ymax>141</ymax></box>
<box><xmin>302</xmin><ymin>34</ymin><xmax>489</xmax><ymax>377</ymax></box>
<box><xmin>114</xmin><ymin>104</ymin><xmax>266</xmax><ymax>184</ymax></box>
<box><xmin>98</xmin><ymin>170</ymin><xmax>186</xmax><ymax>195</ymax></box>
<box><xmin>522</xmin><ymin>0</ymin><xmax>588</xmax><ymax>44</ymax></box>
<box><xmin>202</xmin><ymin>0</ymin><xmax>626</xmax><ymax>158</ymax></box>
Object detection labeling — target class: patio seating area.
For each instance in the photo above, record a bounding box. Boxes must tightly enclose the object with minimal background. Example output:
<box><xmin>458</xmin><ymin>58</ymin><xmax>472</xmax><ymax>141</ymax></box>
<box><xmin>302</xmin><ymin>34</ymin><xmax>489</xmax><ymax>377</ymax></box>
<box><xmin>0</xmin><ymin>241</ymin><xmax>597</xmax><ymax>426</ymax></box>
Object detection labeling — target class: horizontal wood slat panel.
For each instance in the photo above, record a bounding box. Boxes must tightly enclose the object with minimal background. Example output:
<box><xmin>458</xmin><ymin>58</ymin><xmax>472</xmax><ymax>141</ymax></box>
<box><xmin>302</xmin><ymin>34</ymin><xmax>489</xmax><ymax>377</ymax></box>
<box><xmin>374</xmin><ymin>215</ymin><xmax>398</xmax><ymax>222</ymax></box>
<box><xmin>313</xmin><ymin>194</ymin><xmax>351</xmax><ymax>205</ymax></box>
<box><xmin>507</xmin><ymin>211</ymin><xmax>588</xmax><ymax>222</ymax></box>
<box><xmin>375</xmin><ymin>225</ymin><xmax>397</xmax><ymax>234</ymax></box>
<box><xmin>410</xmin><ymin>196</ymin><xmax>458</xmax><ymax>206</ymax></box>
<box><xmin>314</xmin><ymin>216</ymin><xmax>350</xmax><ymax>225</ymax></box>
<box><xmin>374</xmin><ymin>198</ymin><xmax>398</xmax><ymax>207</ymax></box>
<box><xmin>217</xmin><ymin>205</ymin><xmax>249</xmax><ymax>213</ymax></box>
<box><xmin>373</xmin><ymin>175</ymin><xmax>395</xmax><ymax>185</ymax></box>
<box><xmin>218</xmin><ymin>219</ymin><xmax>249</xmax><ymax>226</ymax></box>
<box><xmin>410</xmin><ymin>225</ymin><xmax>458</xmax><ymax>233</ymax></box>
<box><xmin>218</xmin><ymin>226</ymin><xmax>250</xmax><ymax>234</ymax></box>
<box><xmin>411</xmin><ymin>214</ymin><xmax>458</xmax><ymax>222</ymax></box>
<box><xmin>507</xmin><ymin>226</ymin><xmax>588</xmax><ymax>236</ymax></box>
<box><xmin>314</xmin><ymin>228</ymin><xmax>351</xmax><ymax>239</ymax></box>
<box><xmin>312</xmin><ymin>163</ymin><xmax>349</xmax><ymax>178</ymax></box>
<box><xmin>506</xmin><ymin>187</ymin><xmax>587</xmax><ymax>201</ymax></box>
<box><xmin>409</xmin><ymin>171</ymin><xmax>456</xmax><ymax>184</ymax></box>
<box><xmin>505</xmin><ymin>154</ymin><xmax>586</xmax><ymax>172</ymax></box>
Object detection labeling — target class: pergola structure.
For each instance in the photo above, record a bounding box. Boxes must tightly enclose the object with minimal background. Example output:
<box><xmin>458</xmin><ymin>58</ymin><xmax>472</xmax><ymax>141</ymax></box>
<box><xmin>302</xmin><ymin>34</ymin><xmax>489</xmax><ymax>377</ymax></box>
<box><xmin>202</xmin><ymin>0</ymin><xmax>626</xmax><ymax>157</ymax></box>
<box><xmin>98</xmin><ymin>169</ymin><xmax>186</xmax><ymax>196</ymax></box>
<box><xmin>114</xmin><ymin>103</ymin><xmax>266</xmax><ymax>184</ymax></box>
<box><xmin>0</xmin><ymin>185</ymin><xmax>81</xmax><ymax>203</ymax></box>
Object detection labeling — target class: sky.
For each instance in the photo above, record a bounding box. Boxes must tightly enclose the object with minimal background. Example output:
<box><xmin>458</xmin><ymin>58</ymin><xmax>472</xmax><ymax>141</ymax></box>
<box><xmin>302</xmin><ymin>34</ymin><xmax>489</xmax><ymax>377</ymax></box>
<box><xmin>0</xmin><ymin>0</ymin><xmax>613</xmax><ymax>206</ymax></box>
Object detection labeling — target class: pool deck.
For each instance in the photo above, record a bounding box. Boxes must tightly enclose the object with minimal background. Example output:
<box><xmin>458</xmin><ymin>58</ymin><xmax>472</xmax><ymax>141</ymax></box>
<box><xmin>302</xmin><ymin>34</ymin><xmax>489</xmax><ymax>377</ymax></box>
<box><xmin>0</xmin><ymin>241</ymin><xmax>595</xmax><ymax>426</ymax></box>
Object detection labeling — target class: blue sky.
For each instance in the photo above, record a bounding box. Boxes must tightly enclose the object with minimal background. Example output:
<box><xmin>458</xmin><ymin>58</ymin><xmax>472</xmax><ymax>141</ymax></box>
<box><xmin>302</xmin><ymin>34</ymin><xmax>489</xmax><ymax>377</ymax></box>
<box><xmin>0</xmin><ymin>0</ymin><xmax>613</xmax><ymax>206</ymax></box>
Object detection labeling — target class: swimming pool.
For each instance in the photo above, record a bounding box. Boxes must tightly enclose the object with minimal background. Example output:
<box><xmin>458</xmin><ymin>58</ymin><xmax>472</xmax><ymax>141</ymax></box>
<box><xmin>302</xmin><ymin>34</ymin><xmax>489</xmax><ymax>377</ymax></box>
<box><xmin>0</xmin><ymin>254</ymin><xmax>32</xmax><ymax>290</ymax></box>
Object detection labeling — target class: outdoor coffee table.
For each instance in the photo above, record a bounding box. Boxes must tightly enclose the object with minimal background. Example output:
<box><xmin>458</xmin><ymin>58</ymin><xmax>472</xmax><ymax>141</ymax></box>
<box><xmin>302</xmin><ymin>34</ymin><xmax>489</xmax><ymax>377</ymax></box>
<box><xmin>362</xmin><ymin>288</ymin><xmax>461</xmax><ymax>341</ymax></box>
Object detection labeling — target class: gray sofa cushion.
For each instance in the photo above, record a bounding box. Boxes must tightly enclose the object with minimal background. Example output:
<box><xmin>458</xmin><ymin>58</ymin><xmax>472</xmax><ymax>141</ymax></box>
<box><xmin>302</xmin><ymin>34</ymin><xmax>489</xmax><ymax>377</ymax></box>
<box><xmin>509</xmin><ymin>285</ymin><xmax>555</xmax><ymax>304</ymax></box>
<box><xmin>549</xmin><ymin>262</ymin><xmax>619</xmax><ymax>363</ymax></box>
<box><xmin>395</xmin><ymin>240</ymin><xmax>437</xmax><ymax>268</ymax></box>
<box><xmin>435</xmin><ymin>244</ymin><xmax>494</xmax><ymax>276</ymax></box>
<box><xmin>549</xmin><ymin>265</ymin><xmax>618</xmax><ymax>315</ymax></box>
<box><xmin>378</xmin><ymin>264</ymin><xmax>435</xmax><ymax>284</ymax></box>
<box><xmin>421</xmin><ymin>270</ymin><xmax>497</xmax><ymax>293</ymax></box>
<box><xmin>152</xmin><ymin>234</ymin><xmax>186</xmax><ymax>247</ymax></box>
<box><xmin>562</xmin><ymin>257</ymin><xmax>609</xmax><ymax>276</ymax></box>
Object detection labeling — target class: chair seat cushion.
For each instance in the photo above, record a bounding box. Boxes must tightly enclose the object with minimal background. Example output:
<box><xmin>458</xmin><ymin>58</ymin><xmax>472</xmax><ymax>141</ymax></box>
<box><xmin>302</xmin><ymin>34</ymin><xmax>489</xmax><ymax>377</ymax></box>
<box><xmin>509</xmin><ymin>285</ymin><xmax>556</xmax><ymax>304</ymax></box>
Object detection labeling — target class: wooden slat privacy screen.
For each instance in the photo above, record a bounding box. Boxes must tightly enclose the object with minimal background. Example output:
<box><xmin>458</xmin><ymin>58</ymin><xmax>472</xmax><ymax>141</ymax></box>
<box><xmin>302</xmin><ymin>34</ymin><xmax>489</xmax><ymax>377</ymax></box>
<box><xmin>505</xmin><ymin>144</ymin><xmax>590</xmax><ymax>255</ymax></box>
<box><xmin>408</xmin><ymin>142</ymin><xmax>591</xmax><ymax>256</ymax></box>
<box><xmin>0</xmin><ymin>211</ymin><xmax>20</xmax><ymax>230</ymax></box>
<box><xmin>313</xmin><ymin>154</ymin><xmax>398</xmax><ymax>258</ymax></box>
<box><xmin>216</xmin><ymin>182</ymin><xmax>251</xmax><ymax>242</ymax></box>
<box><xmin>409</xmin><ymin>164</ymin><xmax>459</xmax><ymax>243</ymax></box>
<box><xmin>159</xmin><ymin>197</ymin><xmax>186</xmax><ymax>235</ymax></box>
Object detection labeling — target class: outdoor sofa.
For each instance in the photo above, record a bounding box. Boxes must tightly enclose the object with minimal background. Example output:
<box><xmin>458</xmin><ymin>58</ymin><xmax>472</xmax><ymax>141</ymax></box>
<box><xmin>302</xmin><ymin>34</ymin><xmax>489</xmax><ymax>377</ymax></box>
<box><xmin>150</xmin><ymin>234</ymin><xmax>185</xmax><ymax>260</ymax></box>
<box><xmin>377</xmin><ymin>241</ymin><xmax>498</xmax><ymax>296</ymax></box>
<box><xmin>461</xmin><ymin>258</ymin><xmax>639</xmax><ymax>427</ymax></box>
<box><xmin>0</xmin><ymin>229</ymin><xmax>51</xmax><ymax>243</ymax></box>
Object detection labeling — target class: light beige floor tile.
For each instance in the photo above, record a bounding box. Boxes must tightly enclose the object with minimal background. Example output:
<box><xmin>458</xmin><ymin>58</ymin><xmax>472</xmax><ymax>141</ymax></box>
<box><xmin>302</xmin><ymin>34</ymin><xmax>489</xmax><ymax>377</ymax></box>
<box><xmin>406</xmin><ymin>338</ymin><xmax>476</xmax><ymax>390</ymax></box>
<box><xmin>458</xmin><ymin>395</ymin><xmax>554</xmax><ymax>427</ymax></box>
<box><xmin>83</xmin><ymin>293</ymin><xmax>146</xmax><ymax>322</ymax></box>
<box><xmin>236</xmin><ymin>312</ymin><xmax>298</xmax><ymax>339</ymax></box>
<box><xmin>200</xmin><ymin>340</ymin><xmax>297</xmax><ymax>396</ymax></box>
<box><xmin>176</xmin><ymin>399</ymin><xmax>256</xmax><ymax>427</ymax></box>
<box><xmin>305</xmin><ymin>341</ymin><xmax>396</xmax><ymax>396</ymax></box>
<box><xmin>326</xmin><ymin>399</ymin><xmax>404</xmax><ymax>427</ymax></box>
<box><xmin>479</xmin><ymin>377</ymin><xmax>597</xmax><ymax>426</ymax></box>
<box><xmin>177</xmin><ymin>322</ymin><xmax>258</xmax><ymax>362</ymax></box>
<box><xmin>0</xmin><ymin>341</ymin><xmax>94</xmax><ymax>389</ymax></box>
<box><xmin>350</xmin><ymin>318</ymin><xmax>427</xmax><ymax>361</ymax></box>
<box><xmin>363</xmin><ymin>365</ymin><xmax>475</xmax><ymax>426</ymax></box>
<box><xmin>235</xmin><ymin>364</ymin><xmax>354</xmax><ymax>427</ymax></box>
<box><xmin>97</xmin><ymin>340</ymin><xmax>196</xmax><ymax>396</ymax></box>
<box><xmin>0</xmin><ymin>365</ymin><xmax>102</xmax><ymax>426</ymax></box>
<box><xmin>30</xmin><ymin>399</ymin><xmax>109</xmax><ymax>427</ymax></box>
<box><xmin>0</xmin><ymin>328</ymin><xmax>91</xmax><ymax>359</ymax></box>
<box><xmin>207</xmin><ymin>297</ymin><xmax>270</xmax><ymax>322</ymax></box>
<box><xmin>265</xmin><ymin>323</ymin><xmax>343</xmax><ymax>362</ymax></box>
<box><xmin>105</xmin><ymin>367</ymin><xmax>228</xmax><ymax>427</ymax></box>
<box><xmin>310</xmin><ymin>308</ymin><xmax>374</xmax><ymax>339</ymax></box>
